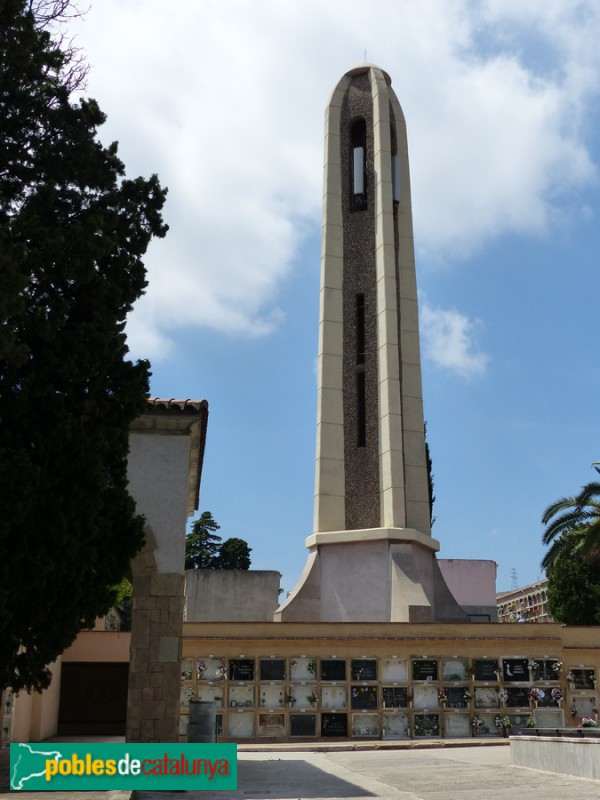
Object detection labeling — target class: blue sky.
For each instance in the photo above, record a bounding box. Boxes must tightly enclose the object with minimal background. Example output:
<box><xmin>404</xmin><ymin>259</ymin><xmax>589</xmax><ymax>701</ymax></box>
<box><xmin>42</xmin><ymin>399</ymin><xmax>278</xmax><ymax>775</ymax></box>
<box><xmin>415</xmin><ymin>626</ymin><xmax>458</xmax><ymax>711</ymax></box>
<box><xmin>69</xmin><ymin>1</ymin><xmax>599</xmax><ymax>594</ymax></box>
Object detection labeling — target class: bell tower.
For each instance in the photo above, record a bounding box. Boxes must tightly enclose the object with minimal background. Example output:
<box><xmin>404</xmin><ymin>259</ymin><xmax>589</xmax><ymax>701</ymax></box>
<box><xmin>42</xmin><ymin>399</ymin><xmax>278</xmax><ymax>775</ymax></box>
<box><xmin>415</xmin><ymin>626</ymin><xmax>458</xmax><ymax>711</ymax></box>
<box><xmin>276</xmin><ymin>65</ymin><xmax>465</xmax><ymax>622</ymax></box>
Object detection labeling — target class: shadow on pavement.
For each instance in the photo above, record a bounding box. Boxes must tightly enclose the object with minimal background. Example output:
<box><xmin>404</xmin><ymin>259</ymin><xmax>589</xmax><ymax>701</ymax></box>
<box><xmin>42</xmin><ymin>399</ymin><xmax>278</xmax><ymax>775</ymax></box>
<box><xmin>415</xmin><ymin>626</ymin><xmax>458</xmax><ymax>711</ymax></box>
<box><xmin>134</xmin><ymin>757</ymin><xmax>376</xmax><ymax>800</ymax></box>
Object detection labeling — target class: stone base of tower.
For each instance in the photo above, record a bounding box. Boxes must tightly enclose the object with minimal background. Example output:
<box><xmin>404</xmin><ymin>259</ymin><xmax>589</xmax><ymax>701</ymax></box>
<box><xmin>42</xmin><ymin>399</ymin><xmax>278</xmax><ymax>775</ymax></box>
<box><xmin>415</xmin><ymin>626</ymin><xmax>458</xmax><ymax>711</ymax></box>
<box><xmin>274</xmin><ymin>528</ymin><xmax>467</xmax><ymax>623</ymax></box>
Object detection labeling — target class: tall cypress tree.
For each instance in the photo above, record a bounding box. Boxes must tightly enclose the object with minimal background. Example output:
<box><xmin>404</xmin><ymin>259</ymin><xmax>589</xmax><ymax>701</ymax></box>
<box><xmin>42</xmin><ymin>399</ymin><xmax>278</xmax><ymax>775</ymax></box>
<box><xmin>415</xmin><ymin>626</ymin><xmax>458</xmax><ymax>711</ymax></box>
<box><xmin>0</xmin><ymin>0</ymin><xmax>168</xmax><ymax>691</ymax></box>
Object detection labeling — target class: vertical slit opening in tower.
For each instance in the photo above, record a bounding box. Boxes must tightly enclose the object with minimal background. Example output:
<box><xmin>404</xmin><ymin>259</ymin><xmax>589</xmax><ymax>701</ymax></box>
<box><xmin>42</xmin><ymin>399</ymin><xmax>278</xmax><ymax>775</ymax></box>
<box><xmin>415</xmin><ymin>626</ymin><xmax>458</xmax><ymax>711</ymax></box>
<box><xmin>356</xmin><ymin>293</ymin><xmax>365</xmax><ymax>365</ymax></box>
<box><xmin>356</xmin><ymin>370</ymin><xmax>366</xmax><ymax>447</ymax></box>
<box><xmin>351</xmin><ymin>119</ymin><xmax>367</xmax><ymax>211</ymax></box>
<box><xmin>390</xmin><ymin>122</ymin><xmax>400</xmax><ymax>204</ymax></box>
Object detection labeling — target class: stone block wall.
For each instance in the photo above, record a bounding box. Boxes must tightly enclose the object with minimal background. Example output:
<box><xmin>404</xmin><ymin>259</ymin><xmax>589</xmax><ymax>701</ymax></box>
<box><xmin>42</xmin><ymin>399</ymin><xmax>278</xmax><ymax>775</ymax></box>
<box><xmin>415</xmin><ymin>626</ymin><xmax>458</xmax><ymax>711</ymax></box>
<box><xmin>126</xmin><ymin>572</ymin><xmax>185</xmax><ymax>742</ymax></box>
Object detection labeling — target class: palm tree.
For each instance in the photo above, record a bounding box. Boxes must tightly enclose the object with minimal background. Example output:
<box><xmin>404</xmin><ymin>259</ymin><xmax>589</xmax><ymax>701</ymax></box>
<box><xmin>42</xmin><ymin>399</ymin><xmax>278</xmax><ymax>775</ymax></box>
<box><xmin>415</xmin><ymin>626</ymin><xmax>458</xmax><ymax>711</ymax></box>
<box><xmin>541</xmin><ymin>465</ymin><xmax>600</xmax><ymax>570</ymax></box>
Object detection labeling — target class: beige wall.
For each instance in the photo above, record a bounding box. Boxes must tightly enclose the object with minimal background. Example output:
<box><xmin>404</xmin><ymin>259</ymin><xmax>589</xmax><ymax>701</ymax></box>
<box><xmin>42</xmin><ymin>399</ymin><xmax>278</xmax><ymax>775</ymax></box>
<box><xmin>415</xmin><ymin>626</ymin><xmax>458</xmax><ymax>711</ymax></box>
<box><xmin>10</xmin><ymin>659</ymin><xmax>62</xmax><ymax>743</ymax></box>
<box><xmin>185</xmin><ymin>570</ymin><xmax>281</xmax><ymax>622</ymax></box>
<box><xmin>62</xmin><ymin>631</ymin><xmax>131</xmax><ymax>662</ymax></box>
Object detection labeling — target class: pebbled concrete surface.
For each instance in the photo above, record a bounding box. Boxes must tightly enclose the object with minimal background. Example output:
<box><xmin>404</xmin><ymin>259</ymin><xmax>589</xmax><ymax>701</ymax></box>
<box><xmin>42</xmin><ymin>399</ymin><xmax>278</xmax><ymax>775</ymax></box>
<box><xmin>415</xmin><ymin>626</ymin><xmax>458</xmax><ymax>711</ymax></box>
<box><xmin>3</xmin><ymin>740</ymin><xmax>600</xmax><ymax>799</ymax></box>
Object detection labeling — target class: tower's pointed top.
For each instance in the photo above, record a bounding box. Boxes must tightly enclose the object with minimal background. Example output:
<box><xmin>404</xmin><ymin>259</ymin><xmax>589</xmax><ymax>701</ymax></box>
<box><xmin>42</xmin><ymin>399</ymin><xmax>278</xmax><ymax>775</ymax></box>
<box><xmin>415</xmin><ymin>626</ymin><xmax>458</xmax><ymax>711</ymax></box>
<box><xmin>344</xmin><ymin>63</ymin><xmax>392</xmax><ymax>86</ymax></box>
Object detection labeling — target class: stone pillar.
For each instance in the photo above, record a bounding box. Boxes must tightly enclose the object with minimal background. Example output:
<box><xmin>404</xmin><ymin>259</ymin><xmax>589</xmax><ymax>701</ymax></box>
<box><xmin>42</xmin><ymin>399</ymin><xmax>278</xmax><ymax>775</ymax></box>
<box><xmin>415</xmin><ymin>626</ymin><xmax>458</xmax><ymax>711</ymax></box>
<box><xmin>127</xmin><ymin>572</ymin><xmax>185</xmax><ymax>742</ymax></box>
<box><xmin>126</xmin><ymin>398</ymin><xmax>208</xmax><ymax>741</ymax></box>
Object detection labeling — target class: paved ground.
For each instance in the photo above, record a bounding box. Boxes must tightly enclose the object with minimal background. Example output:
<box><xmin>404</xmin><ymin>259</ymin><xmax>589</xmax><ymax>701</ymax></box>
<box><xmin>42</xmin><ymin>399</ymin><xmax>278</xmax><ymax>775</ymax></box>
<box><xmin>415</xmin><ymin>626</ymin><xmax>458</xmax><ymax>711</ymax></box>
<box><xmin>3</xmin><ymin>740</ymin><xmax>600</xmax><ymax>800</ymax></box>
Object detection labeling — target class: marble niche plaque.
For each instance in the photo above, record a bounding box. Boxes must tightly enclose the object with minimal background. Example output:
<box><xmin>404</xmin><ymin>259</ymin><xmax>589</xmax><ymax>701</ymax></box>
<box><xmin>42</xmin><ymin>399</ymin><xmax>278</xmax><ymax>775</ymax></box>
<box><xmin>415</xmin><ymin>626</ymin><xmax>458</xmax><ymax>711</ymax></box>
<box><xmin>197</xmin><ymin>685</ymin><xmax>224</xmax><ymax>708</ymax></box>
<box><xmin>321</xmin><ymin>686</ymin><xmax>347</xmax><ymax>709</ymax></box>
<box><xmin>476</xmin><ymin>714</ymin><xmax>502</xmax><ymax>736</ymax></box>
<box><xmin>412</xmin><ymin>659</ymin><xmax>438</xmax><ymax>682</ymax></box>
<box><xmin>351</xmin><ymin>714</ymin><xmax>378</xmax><ymax>737</ymax></box>
<box><xmin>506</xmin><ymin>713</ymin><xmax>533</xmax><ymax>734</ymax></box>
<box><xmin>382</xmin><ymin>687</ymin><xmax>408</xmax><ymax>709</ymax></box>
<box><xmin>472</xmin><ymin>659</ymin><xmax>498</xmax><ymax>682</ymax></box>
<box><xmin>414</xmin><ymin>714</ymin><xmax>440</xmax><ymax>737</ymax></box>
<box><xmin>229</xmin><ymin>685</ymin><xmax>254</xmax><ymax>708</ymax></box>
<box><xmin>532</xmin><ymin>659</ymin><xmax>561</xmax><ymax>681</ymax></box>
<box><xmin>475</xmin><ymin>687</ymin><xmax>499</xmax><ymax>708</ymax></box>
<box><xmin>229</xmin><ymin>659</ymin><xmax>255</xmax><ymax>681</ymax></box>
<box><xmin>351</xmin><ymin>659</ymin><xmax>377</xmax><ymax>681</ymax></box>
<box><xmin>381</xmin><ymin>658</ymin><xmax>408</xmax><ymax>681</ymax></box>
<box><xmin>445</xmin><ymin>687</ymin><xmax>469</xmax><ymax>709</ymax></box>
<box><xmin>570</xmin><ymin>669</ymin><xmax>596</xmax><ymax>690</ymax></box>
<box><xmin>321</xmin><ymin>713</ymin><xmax>348</xmax><ymax>737</ymax></box>
<box><xmin>502</xmin><ymin>658</ymin><xmax>529</xmax><ymax>682</ymax></box>
<box><xmin>442</xmin><ymin>658</ymin><xmax>469</xmax><ymax>682</ymax></box>
<box><xmin>196</xmin><ymin>657</ymin><xmax>226</xmax><ymax>681</ymax></box>
<box><xmin>320</xmin><ymin>659</ymin><xmax>346</xmax><ymax>681</ymax></box>
<box><xmin>290</xmin><ymin>657</ymin><xmax>316</xmax><ymax>681</ymax></box>
<box><xmin>258</xmin><ymin>713</ymin><xmax>285</xmax><ymax>737</ymax></box>
<box><xmin>505</xmin><ymin>687</ymin><xmax>528</xmax><ymax>708</ymax></box>
<box><xmin>227</xmin><ymin>711</ymin><xmax>254</xmax><ymax>738</ymax></box>
<box><xmin>572</xmin><ymin>696</ymin><xmax>597</xmax><ymax>718</ymax></box>
<box><xmin>382</xmin><ymin>711</ymin><xmax>410</xmax><ymax>739</ymax></box>
<box><xmin>259</xmin><ymin>659</ymin><xmax>286</xmax><ymax>681</ymax></box>
<box><xmin>414</xmin><ymin>684</ymin><xmax>438</xmax><ymax>710</ymax></box>
<box><xmin>350</xmin><ymin>686</ymin><xmax>377</xmax><ymax>709</ymax></box>
<box><xmin>259</xmin><ymin>685</ymin><xmax>285</xmax><ymax>708</ymax></box>
<box><xmin>534</xmin><ymin>708</ymin><xmax>564</xmax><ymax>728</ymax></box>
<box><xmin>290</xmin><ymin>684</ymin><xmax>317</xmax><ymax>710</ymax></box>
<box><xmin>180</xmin><ymin>685</ymin><xmax>194</xmax><ymax>708</ymax></box>
<box><xmin>444</xmin><ymin>714</ymin><xmax>471</xmax><ymax>738</ymax></box>
<box><xmin>290</xmin><ymin>714</ymin><xmax>317</xmax><ymax>737</ymax></box>
<box><xmin>181</xmin><ymin>658</ymin><xmax>194</xmax><ymax>681</ymax></box>
<box><xmin>534</xmin><ymin>687</ymin><xmax>561</xmax><ymax>707</ymax></box>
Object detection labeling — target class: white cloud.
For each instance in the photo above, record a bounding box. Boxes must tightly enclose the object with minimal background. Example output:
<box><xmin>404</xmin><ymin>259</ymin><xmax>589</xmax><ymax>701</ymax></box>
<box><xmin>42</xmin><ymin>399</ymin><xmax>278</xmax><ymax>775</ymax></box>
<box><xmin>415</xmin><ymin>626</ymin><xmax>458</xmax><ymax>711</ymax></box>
<box><xmin>68</xmin><ymin>0</ymin><xmax>600</xmax><ymax>358</ymax></box>
<box><xmin>420</xmin><ymin>303</ymin><xmax>489</xmax><ymax>379</ymax></box>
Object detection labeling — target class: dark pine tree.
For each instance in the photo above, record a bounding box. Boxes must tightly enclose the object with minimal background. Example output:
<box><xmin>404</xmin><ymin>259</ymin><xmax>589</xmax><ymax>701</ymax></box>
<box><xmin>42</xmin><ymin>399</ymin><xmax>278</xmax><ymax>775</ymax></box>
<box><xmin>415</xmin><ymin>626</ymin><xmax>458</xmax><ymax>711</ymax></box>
<box><xmin>185</xmin><ymin>512</ymin><xmax>223</xmax><ymax>569</ymax></box>
<box><xmin>0</xmin><ymin>0</ymin><xmax>167</xmax><ymax>691</ymax></box>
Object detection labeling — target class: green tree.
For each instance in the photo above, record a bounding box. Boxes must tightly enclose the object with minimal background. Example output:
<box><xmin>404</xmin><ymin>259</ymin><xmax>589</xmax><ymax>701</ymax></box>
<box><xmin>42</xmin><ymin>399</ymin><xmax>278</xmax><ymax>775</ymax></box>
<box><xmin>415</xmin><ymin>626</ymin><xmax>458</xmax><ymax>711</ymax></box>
<box><xmin>112</xmin><ymin>578</ymin><xmax>133</xmax><ymax>632</ymax></box>
<box><xmin>424</xmin><ymin>422</ymin><xmax>436</xmax><ymax>528</ymax></box>
<box><xmin>185</xmin><ymin>513</ymin><xmax>252</xmax><ymax>570</ymax></box>
<box><xmin>546</xmin><ymin>532</ymin><xmax>600</xmax><ymax>625</ymax></box>
<box><xmin>215</xmin><ymin>538</ymin><xmax>252</xmax><ymax>570</ymax></box>
<box><xmin>0</xmin><ymin>0</ymin><xmax>167</xmax><ymax>691</ymax></box>
<box><xmin>185</xmin><ymin>512</ymin><xmax>222</xmax><ymax>569</ymax></box>
<box><xmin>541</xmin><ymin>465</ymin><xmax>600</xmax><ymax>570</ymax></box>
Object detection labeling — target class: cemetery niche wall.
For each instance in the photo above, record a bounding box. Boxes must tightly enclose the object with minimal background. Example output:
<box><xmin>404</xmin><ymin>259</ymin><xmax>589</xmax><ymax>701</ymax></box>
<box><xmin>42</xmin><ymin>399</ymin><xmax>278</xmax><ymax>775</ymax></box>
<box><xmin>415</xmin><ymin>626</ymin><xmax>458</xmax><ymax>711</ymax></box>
<box><xmin>179</xmin><ymin>621</ymin><xmax>599</xmax><ymax>743</ymax></box>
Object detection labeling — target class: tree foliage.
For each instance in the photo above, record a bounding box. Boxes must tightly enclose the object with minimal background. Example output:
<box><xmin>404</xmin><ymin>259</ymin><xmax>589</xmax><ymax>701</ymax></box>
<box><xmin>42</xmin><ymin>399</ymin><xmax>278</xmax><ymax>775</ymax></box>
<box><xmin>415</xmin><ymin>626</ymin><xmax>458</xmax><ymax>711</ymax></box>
<box><xmin>185</xmin><ymin>512</ymin><xmax>223</xmax><ymax>570</ymax></box>
<box><xmin>424</xmin><ymin>422</ymin><xmax>435</xmax><ymax>528</ymax></box>
<box><xmin>0</xmin><ymin>0</ymin><xmax>167</xmax><ymax>691</ymax></box>
<box><xmin>541</xmin><ymin>465</ymin><xmax>600</xmax><ymax>570</ymax></box>
<box><xmin>546</xmin><ymin>532</ymin><xmax>600</xmax><ymax>625</ymax></box>
<box><xmin>216</xmin><ymin>538</ymin><xmax>252</xmax><ymax>570</ymax></box>
<box><xmin>185</xmin><ymin>513</ymin><xmax>252</xmax><ymax>570</ymax></box>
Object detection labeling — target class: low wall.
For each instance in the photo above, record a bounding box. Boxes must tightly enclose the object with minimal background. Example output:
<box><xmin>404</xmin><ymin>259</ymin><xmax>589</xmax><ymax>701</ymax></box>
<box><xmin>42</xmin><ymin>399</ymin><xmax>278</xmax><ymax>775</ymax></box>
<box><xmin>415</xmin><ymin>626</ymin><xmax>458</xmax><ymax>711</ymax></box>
<box><xmin>512</xmin><ymin>735</ymin><xmax>600</xmax><ymax>782</ymax></box>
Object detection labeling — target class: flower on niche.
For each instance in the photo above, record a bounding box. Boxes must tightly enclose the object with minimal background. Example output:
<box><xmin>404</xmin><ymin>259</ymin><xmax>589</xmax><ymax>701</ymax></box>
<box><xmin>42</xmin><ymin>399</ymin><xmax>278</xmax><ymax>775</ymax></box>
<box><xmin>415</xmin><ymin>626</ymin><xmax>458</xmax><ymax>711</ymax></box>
<box><xmin>216</xmin><ymin>660</ymin><xmax>227</xmax><ymax>679</ymax></box>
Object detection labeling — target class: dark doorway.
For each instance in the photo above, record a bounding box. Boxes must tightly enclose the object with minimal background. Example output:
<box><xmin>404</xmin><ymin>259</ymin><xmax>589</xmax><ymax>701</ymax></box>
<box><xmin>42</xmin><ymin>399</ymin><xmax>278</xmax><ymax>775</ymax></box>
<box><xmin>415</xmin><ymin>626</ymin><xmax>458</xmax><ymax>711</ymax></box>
<box><xmin>58</xmin><ymin>662</ymin><xmax>129</xmax><ymax>735</ymax></box>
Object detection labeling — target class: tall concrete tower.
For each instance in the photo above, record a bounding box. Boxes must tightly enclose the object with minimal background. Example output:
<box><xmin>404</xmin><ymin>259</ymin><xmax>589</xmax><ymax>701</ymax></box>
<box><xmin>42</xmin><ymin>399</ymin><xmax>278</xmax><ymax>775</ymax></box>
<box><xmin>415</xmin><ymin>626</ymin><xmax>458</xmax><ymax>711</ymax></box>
<box><xmin>276</xmin><ymin>65</ymin><xmax>465</xmax><ymax>623</ymax></box>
